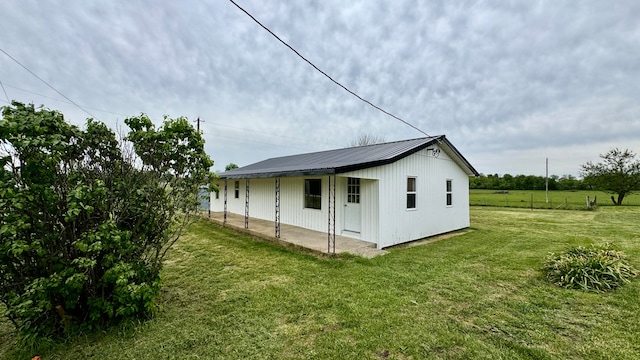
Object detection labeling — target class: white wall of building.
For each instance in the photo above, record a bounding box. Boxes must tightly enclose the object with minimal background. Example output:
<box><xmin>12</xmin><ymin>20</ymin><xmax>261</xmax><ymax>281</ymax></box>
<box><xmin>211</xmin><ymin>176</ymin><xmax>339</xmax><ymax>234</ymax></box>
<box><xmin>210</xmin><ymin>143</ymin><xmax>472</xmax><ymax>249</ymax></box>
<box><xmin>340</xmin><ymin>144</ymin><xmax>470</xmax><ymax>249</ymax></box>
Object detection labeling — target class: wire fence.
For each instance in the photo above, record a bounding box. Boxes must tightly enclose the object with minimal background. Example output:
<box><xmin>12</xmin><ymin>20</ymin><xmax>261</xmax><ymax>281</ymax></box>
<box><xmin>469</xmin><ymin>191</ymin><xmax>640</xmax><ymax>210</ymax></box>
<box><xmin>471</xmin><ymin>198</ymin><xmax>592</xmax><ymax>210</ymax></box>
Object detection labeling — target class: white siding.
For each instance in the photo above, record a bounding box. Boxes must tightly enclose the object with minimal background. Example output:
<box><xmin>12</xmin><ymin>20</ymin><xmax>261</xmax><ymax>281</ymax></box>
<box><xmin>210</xmin><ymin>143</ymin><xmax>472</xmax><ymax>249</ymax></box>
<box><xmin>359</xmin><ymin>178</ymin><xmax>379</xmax><ymax>244</ymax></box>
<box><xmin>342</xmin><ymin>145</ymin><xmax>470</xmax><ymax>249</ymax></box>
<box><xmin>210</xmin><ymin>176</ymin><xmax>337</xmax><ymax>233</ymax></box>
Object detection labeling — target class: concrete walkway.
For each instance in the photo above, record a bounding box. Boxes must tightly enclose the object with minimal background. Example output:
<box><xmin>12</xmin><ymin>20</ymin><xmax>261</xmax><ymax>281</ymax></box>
<box><xmin>204</xmin><ymin>212</ymin><xmax>387</xmax><ymax>258</ymax></box>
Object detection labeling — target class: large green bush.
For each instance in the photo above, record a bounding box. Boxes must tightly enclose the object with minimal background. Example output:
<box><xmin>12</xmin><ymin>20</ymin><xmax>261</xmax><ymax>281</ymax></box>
<box><xmin>544</xmin><ymin>244</ymin><xmax>638</xmax><ymax>292</ymax></box>
<box><xmin>0</xmin><ymin>102</ymin><xmax>213</xmax><ymax>340</ymax></box>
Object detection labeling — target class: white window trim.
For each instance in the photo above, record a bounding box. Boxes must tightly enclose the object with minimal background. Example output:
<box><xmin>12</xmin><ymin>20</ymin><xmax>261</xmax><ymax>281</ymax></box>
<box><xmin>407</xmin><ymin>176</ymin><xmax>417</xmax><ymax>210</ymax></box>
<box><xmin>446</xmin><ymin>179</ymin><xmax>453</xmax><ymax>207</ymax></box>
<box><xmin>304</xmin><ymin>178</ymin><xmax>322</xmax><ymax>210</ymax></box>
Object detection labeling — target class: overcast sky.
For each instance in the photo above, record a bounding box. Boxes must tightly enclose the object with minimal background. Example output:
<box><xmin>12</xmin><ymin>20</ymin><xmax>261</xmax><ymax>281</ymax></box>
<box><xmin>2</xmin><ymin>1</ymin><xmax>640</xmax><ymax>176</ymax></box>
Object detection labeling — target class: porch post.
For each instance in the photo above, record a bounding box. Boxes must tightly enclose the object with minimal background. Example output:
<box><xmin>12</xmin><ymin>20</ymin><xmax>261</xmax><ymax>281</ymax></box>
<box><xmin>244</xmin><ymin>179</ymin><xmax>250</xmax><ymax>229</ymax></box>
<box><xmin>327</xmin><ymin>174</ymin><xmax>336</xmax><ymax>254</ymax></box>
<box><xmin>223</xmin><ymin>179</ymin><xmax>228</xmax><ymax>225</ymax></box>
<box><xmin>275</xmin><ymin>177</ymin><xmax>281</xmax><ymax>238</ymax></box>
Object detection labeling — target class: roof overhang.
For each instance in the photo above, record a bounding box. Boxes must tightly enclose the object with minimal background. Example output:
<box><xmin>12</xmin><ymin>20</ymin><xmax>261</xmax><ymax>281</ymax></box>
<box><xmin>219</xmin><ymin>136</ymin><xmax>479</xmax><ymax>179</ymax></box>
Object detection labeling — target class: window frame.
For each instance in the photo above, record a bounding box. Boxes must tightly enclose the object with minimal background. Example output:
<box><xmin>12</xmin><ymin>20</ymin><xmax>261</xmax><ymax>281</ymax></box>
<box><xmin>446</xmin><ymin>179</ymin><xmax>453</xmax><ymax>206</ymax></box>
<box><xmin>347</xmin><ymin>177</ymin><xmax>360</xmax><ymax>204</ymax></box>
<box><xmin>406</xmin><ymin>176</ymin><xmax>417</xmax><ymax>210</ymax></box>
<box><xmin>234</xmin><ymin>180</ymin><xmax>240</xmax><ymax>199</ymax></box>
<box><xmin>304</xmin><ymin>178</ymin><xmax>322</xmax><ymax>210</ymax></box>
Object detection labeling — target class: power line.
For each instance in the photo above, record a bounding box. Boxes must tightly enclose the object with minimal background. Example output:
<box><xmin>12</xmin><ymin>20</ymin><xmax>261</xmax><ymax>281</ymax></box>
<box><xmin>206</xmin><ymin>120</ymin><xmax>339</xmax><ymax>148</ymax></box>
<box><xmin>1</xmin><ymin>79</ymin><xmax>339</xmax><ymax>150</ymax></box>
<box><xmin>228</xmin><ymin>0</ymin><xmax>432</xmax><ymax>138</ymax></box>
<box><xmin>214</xmin><ymin>132</ymin><xmax>317</xmax><ymax>151</ymax></box>
<box><xmin>0</xmin><ymin>47</ymin><xmax>100</xmax><ymax>120</ymax></box>
<box><xmin>0</xmin><ymin>82</ymin><xmax>129</xmax><ymax>116</ymax></box>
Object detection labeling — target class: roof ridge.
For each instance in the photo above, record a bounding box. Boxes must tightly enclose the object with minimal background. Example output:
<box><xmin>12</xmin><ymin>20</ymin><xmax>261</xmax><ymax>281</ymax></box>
<box><xmin>345</xmin><ymin>135</ymin><xmax>443</xmax><ymax>150</ymax></box>
<box><xmin>221</xmin><ymin>136</ymin><xmax>449</xmax><ymax>178</ymax></box>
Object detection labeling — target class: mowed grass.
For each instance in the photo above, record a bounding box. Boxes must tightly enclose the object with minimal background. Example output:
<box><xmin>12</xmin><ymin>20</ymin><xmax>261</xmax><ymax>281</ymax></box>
<box><xmin>470</xmin><ymin>189</ymin><xmax>640</xmax><ymax>209</ymax></box>
<box><xmin>2</xmin><ymin>207</ymin><xmax>640</xmax><ymax>359</ymax></box>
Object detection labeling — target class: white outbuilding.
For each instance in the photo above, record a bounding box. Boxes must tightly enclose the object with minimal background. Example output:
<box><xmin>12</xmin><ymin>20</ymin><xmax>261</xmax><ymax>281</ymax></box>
<box><xmin>211</xmin><ymin>136</ymin><xmax>478</xmax><ymax>250</ymax></box>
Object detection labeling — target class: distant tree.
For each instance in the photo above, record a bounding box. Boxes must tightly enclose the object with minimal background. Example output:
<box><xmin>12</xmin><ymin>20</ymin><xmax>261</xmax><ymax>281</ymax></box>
<box><xmin>469</xmin><ymin>174</ymin><xmax>486</xmax><ymax>189</ymax></box>
<box><xmin>225</xmin><ymin>163</ymin><xmax>239</xmax><ymax>172</ymax></box>
<box><xmin>349</xmin><ymin>133</ymin><xmax>386</xmax><ymax>147</ymax></box>
<box><xmin>556</xmin><ymin>174</ymin><xmax>586</xmax><ymax>190</ymax></box>
<box><xmin>0</xmin><ymin>102</ymin><xmax>213</xmax><ymax>340</ymax></box>
<box><xmin>580</xmin><ymin>148</ymin><xmax>640</xmax><ymax>205</ymax></box>
<box><xmin>471</xmin><ymin>173</ymin><xmax>573</xmax><ymax>190</ymax></box>
<box><xmin>501</xmin><ymin>174</ymin><xmax>514</xmax><ymax>190</ymax></box>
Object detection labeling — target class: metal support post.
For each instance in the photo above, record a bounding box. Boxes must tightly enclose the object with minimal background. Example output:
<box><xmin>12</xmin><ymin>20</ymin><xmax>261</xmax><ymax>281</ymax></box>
<box><xmin>327</xmin><ymin>174</ymin><xmax>336</xmax><ymax>254</ymax></box>
<box><xmin>223</xmin><ymin>179</ymin><xmax>228</xmax><ymax>225</ymax></box>
<box><xmin>275</xmin><ymin>177</ymin><xmax>281</xmax><ymax>238</ymax></box>
<box><xmin>244</xmin><ymin>179</ymin><xmax>250</xmax><ymax>229</ymax></box>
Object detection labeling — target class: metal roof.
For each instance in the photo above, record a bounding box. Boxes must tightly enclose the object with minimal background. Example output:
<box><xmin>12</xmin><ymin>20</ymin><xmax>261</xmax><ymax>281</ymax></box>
<box><xmin>220</xmin><ymin>135</ymin><xmax>479</xmax><ymax>179</ymax></box>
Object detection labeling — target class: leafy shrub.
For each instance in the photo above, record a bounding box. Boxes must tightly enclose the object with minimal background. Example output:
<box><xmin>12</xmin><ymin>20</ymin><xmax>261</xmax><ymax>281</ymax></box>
<box><xmin>0</xmin><ymin>102</ymin><xmax>213</xmax><ymax>341</ymax></box>
<box><xmin>544</xmin><ymin>244</ymin><xmax>638</xmax><ymax>292</ymax></box>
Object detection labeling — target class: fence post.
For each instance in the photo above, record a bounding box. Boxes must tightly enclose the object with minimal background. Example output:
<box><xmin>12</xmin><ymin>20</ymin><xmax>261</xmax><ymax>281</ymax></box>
<box><xmin>530</xmin><ymin>193</ymin><xmax>533</xmax><ymax>210</ymax></box>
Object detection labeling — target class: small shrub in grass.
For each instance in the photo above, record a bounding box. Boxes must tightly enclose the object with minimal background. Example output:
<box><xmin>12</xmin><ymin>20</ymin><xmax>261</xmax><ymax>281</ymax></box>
<box><xmin>544</xmin><ymin>244</ymin><xmax>638</xmax><ymax>292</ymax></box>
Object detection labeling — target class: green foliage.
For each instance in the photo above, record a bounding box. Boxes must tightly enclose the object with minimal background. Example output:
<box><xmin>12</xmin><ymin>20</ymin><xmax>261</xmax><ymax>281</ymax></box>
<box><xmin>581</xmin><ymin>148</ymin><xmax>640</xmax><ymax>205</ymax></box>
<box><xmin>470</xmin><ymin>173</ymin><xmax>591</xmax><ymax>191</ymax></box>
<box><xmin>544</xmin><ymin>244</ymin><xmax>638</xmax><ymax>292</ymax></box>
<box><xmin>4</xmin><ymin>207</ymin><xmax>640</xmax><ymax>359</ymax></box>
<box><xmin>224</xmin><ymin>163</ymin><xmax>239</xmax><ymax>172</ymax></box>
<box><xmin>0</xmin><ymin>102</ymin><xmax>213</xmax><ymax>341</ymax></box>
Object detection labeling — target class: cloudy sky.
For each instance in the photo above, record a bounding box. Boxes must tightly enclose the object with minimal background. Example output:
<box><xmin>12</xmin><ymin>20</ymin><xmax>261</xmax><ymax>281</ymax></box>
<box><xmin>2</xmin><ymin>1</ymin><xmax>640</xmax><ymax>176</ymax></box>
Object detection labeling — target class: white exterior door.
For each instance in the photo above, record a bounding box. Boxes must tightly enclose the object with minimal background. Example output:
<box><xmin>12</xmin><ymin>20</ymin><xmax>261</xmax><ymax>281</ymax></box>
<box><xmin>344</xmin><ymin>177</ymin><xmax>361</xmax><ymax>233</ymax></box>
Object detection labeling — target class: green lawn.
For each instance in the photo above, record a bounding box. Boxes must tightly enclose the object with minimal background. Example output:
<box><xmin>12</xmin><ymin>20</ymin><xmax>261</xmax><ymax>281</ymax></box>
<box><xmin>470</xmin><ymin>189</ymin><xmax>640</xmax><ymax>209</ymax></box>
<box><xmin>2</xmin><ymin>207</ymin><xmax>640</xmax><ymax>359</ymax></box>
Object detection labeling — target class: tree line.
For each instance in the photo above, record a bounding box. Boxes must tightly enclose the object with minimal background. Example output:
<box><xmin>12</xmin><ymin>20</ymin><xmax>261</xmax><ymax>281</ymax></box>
<box><xmin>470</xmin><ymin>173</ymin><xmax>588</xmax><ymax>191</ymax></box>
<box><xmin>471</xmin><ymin>148</ymin><xmax>640</xmax><ymax>206</ymax></box>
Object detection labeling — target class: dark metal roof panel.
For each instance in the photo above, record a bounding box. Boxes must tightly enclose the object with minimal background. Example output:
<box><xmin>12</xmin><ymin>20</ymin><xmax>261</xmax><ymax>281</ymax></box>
<box><xmin>220</xmin><ymin>136</ymin><xmax>480</xmax><ymax>179</ymax></box>
<box><xmin>220</xmin><ymin>137</ymin><xmax>442</xmax><ymax>179</ymax></box>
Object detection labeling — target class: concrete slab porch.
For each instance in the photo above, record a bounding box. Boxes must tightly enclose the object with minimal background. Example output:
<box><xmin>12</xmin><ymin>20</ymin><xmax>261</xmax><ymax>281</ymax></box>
<box><xmin>204</xmin><ymin>212</ymin><xmax>388</xmax><ymax>258</ymax></box>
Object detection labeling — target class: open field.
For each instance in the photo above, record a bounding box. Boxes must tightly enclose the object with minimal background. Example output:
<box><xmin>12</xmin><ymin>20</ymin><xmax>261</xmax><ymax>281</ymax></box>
<box><xmin>2</xmin><ymin>206</ymin><xmax>640</xmax><ymax>359</ymax></box>
<box><xmin>470</xmin><ymin>189</ymin><xmax>640</xmax><ymax>209</ymax></box>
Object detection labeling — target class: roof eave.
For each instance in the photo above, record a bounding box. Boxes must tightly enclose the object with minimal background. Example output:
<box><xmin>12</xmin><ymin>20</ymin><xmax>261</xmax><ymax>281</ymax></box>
<box><xmin>220</xmin><ymin>168</ymin><xmax>336</xmax><ymax>179</ymax></box>
<box><xmin>217</xmin><ymin>135</ymin><xmax>481</xmax><ymax>179</ymax></box>
<box><xmin>439</xmin><ymin>137</ymin><xmax>480</xmax><ymax>176</ymax></box>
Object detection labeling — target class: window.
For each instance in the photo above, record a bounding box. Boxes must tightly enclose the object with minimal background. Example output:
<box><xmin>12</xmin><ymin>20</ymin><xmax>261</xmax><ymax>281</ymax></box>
<box><xmin>234</xmin><ymin>181</ymin><xmax>239</xmax><ymax>199</ymax></box>
<box><xmin>304</xmin><ymin>179</ymin><xmax>322</xmax><ymax>209</ymax></box>
<box><xmin>446</xmin><ymin>179</ymin><xmax>453</xmax><ymax>206</ymax></box>
<box><xmin>407</xmin><ymin>177</ymin><xmax>416</xmax><ymax>209</ymax></box>
<box><xmin>347</xmin><ymin>177</ymin><xmax>360</xmax><ymax>204</ymax></box>
<box><xmin>215</xmin><ymin>190</ymin><xmax>219</xmax><ymax>200</ymax></box>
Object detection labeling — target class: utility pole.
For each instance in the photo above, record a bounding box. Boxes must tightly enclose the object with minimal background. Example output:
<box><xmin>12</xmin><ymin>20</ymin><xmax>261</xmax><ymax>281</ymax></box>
<box><xmin>195</xmin><ymin>117</ymin><xmax>203</xmax><ymax>132</ymax></box>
